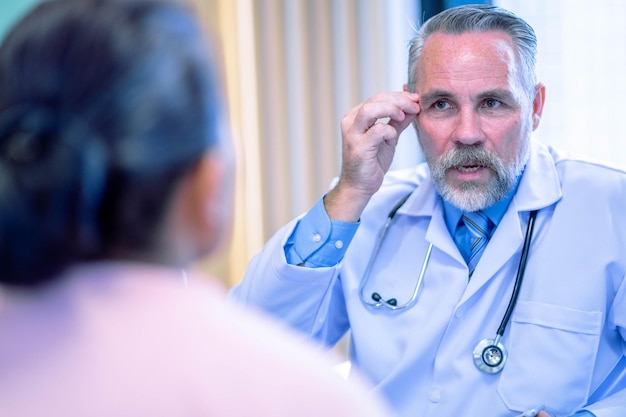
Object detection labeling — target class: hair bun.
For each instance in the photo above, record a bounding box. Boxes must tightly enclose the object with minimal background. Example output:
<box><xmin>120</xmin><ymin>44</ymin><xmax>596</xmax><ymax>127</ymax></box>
<box><xmin>0</xmin><ymin>103</ymin><xmax>59</xmax><ymax>165</ymax></box>
<box><xmin>0</xmin><ymin>102</ymin><xmax>109</xmax><ymax>273</ymax></box>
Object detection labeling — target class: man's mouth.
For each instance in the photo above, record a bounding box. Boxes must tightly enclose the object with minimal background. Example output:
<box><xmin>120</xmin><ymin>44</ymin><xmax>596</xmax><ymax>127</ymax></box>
<box><xmin>456</xmin><ymin>164</ymin><xmax>484</xmax><ymax>173</ymax></box>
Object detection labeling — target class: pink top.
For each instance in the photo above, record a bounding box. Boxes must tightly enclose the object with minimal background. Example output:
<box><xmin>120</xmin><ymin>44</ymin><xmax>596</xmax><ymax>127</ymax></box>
<box><xmin>0</xmin><ymin>262</ymin><xmax>391</xmax><ymax>417</ymax></box>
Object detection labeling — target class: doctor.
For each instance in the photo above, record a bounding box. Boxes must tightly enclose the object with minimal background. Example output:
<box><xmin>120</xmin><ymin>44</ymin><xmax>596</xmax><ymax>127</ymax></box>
<box><xmin>231</xmin><ymin>5</ymin><xmax>626</xmax><ymax>417</ymax></box>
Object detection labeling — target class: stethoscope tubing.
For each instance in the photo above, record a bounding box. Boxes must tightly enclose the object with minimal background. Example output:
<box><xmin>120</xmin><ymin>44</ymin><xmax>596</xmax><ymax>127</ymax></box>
<box><xmin>360</xmin><ymin>191</ymin><xmax>538</xmax><ymax>332</ymax></box>
<box><xmin>359</xmin><ymin>192</ymin><xmax>423</xmax><ymax>310</ymax></box>
<box><xmin>496</xmin><ymin>209</ymin><xmax>538</xmax><ymax>337</ymax></box>
<box><xmin>473</xmin><ymin>209</ymin><xmax>538</xmax><ymax>373</ymax></box>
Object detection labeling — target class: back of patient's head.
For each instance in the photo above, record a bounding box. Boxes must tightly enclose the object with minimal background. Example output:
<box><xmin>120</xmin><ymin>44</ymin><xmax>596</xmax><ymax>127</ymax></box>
<box><xmin>0</xmin><ymin>0</ymin><xmax>228</xmax><ymax>287</ymax></box>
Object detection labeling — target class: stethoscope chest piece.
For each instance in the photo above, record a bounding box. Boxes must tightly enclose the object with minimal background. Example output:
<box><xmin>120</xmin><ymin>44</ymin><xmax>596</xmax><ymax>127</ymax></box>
<box><xmin>473</xmin><ymin>337</ymin><xmax>507</xmax><ymax>374</ymax></box>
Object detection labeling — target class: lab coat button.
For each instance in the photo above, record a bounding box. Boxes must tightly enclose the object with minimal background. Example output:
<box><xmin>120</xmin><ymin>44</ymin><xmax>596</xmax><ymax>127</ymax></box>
<box><xmin>312</xmin><ymin>233</ymin><xmax>321</xmax><ymax>243</ymax></box>
<box><xmin>428</xmin><ymin>387</ymin><xmax>442</xmax><ymax>403</ymax></box>
<box><xmin>334</xmin><ymin>240</ymin><xmax>344</xmax><ymax>249</ymax></box>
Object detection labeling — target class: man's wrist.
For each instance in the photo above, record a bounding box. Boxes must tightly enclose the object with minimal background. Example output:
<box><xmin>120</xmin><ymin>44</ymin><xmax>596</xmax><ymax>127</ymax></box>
<box><xmin>323</xmin><ymin>184</ymin><xmax>370</xmax><ymax>223</ymax></box>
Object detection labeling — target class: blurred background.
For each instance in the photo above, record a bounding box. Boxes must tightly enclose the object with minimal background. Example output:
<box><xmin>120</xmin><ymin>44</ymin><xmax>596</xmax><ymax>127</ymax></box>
<box><xmin>3</xmin><ymin>0</ymin><xmax>625</xmax><ymax>287</ymax></box>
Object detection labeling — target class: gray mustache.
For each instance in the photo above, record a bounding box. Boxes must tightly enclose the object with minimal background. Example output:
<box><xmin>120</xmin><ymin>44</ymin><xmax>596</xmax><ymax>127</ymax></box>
<box><xmin>439</xmin><ymin>146</ymin><xmax>502</xmax><ymax>170</ymax></box>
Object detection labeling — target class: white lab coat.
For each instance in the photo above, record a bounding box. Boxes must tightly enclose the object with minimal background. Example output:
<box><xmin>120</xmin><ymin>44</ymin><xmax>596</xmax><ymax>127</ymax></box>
<box><xmin>232</xmin><ymin>140</ymin><xmax>626</xmax><ymax>417</ymax></box>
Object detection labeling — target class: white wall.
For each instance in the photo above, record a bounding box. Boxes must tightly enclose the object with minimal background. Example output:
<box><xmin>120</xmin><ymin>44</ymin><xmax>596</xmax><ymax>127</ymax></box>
<box><xmin>498</xmin><ymin>0</ymin><xmax>626</xmax><ymax>167</ymax></box>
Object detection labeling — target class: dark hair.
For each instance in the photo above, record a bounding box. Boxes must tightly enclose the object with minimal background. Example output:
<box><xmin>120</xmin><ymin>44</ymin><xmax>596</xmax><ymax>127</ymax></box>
<box><xmin>0</xmin><ymin>0</ymin><xmax>225</xmax><ymax>286</ymax></box>
<box><xmin>407</xmin><ymin>5</ymin><xmax>538</xmax><ymax>99</ymax></box>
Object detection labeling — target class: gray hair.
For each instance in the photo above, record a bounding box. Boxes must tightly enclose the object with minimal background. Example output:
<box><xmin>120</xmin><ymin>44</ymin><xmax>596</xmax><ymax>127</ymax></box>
<box><xmin>407</xmin><ymin>5</ymin><xmax>538</xmax><ymax>99</ymax></box>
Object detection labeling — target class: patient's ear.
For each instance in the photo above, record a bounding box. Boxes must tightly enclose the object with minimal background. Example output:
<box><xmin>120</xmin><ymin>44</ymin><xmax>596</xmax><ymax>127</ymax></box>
<box><xmin>165</xmin><ymin>147</ymin><xmax>235</xmax><ymax>266</ymax></box>
<box><xmin>193</xmin><ymin>148</ymin><xmax>234</xmax><ymax>257</ymax></box>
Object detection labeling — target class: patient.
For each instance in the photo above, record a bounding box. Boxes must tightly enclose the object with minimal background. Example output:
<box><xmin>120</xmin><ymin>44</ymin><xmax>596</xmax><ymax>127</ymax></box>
<box><xmin>0</xmin><ymin>0</ymin><xmax>390</xmax><ymax>415</ymax></box>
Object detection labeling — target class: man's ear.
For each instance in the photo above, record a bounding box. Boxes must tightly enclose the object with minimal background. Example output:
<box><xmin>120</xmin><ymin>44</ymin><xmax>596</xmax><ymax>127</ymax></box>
<box><xmin>403</xmin><ymin>84</ymin><xmax>409</xmax><ymax>92</ymax></box>
<box><xmin>532</xmin><ymin>83</ymin><xmax>546</xmax><ymax>130</ymax></box>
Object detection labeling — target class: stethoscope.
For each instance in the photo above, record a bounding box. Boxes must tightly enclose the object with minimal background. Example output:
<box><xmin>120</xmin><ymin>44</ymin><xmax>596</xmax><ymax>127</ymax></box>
<box><xmin>358</xmin><ymin>192</ymin><xmax>539</xmax><ymax>374</ymax></box>
<box><xmin>359</xmin><ymin>192</ymin><xmax>432</xmax><ymax>311</ymax></box>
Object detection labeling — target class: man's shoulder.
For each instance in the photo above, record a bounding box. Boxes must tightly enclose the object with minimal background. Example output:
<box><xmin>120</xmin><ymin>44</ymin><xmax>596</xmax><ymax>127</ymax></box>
<box><xmin>547</xmin><ymin>145</ymin><xmax>626</xmax><ymax>177</ymax></box>
<box><xmin>544</xmin><ymin>146</ymin><xmax>626</xmax><ymax>195</ymax></box>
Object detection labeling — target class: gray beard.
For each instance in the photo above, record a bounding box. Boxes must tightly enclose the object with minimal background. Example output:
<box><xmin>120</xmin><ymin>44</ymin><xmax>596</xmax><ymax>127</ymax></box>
<box><xmin>428</xmin><ymin>143</ymin><xmax>529</xmax><ymax>212</ymax></box>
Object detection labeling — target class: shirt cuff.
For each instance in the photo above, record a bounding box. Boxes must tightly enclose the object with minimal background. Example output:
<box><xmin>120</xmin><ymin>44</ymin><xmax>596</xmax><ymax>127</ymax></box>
<box><xmin>284</xmin><ymin>196</ymin><xmax>359</xmax><ymax>267</ymax></box>
<box><xmin>571</xmin><ymin>412</ymin><xmax>594</xmax><ymax>417</ymax></box>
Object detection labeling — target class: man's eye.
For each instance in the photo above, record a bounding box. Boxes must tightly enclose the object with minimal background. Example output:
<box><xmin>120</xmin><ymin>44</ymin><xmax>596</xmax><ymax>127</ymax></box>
<box><xmin>434</xmin><ymin>100</ymin><xmax>451</xmax><ymax>110</ymax></box>
<box><xmin>483</xmin><ymin>98</ymin><xmax>502</xmax><ymax>108</ymax></box>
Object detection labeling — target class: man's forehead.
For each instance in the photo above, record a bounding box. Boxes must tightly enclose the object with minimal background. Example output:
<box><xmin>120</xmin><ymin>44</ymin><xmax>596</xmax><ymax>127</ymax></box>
<box><xmin>420</xmin><ymin>30</ymin><xmax>517</xmax><ymax>64</ymax></box>
<box><xmin>416</xmin><ymin>30</ymin><xmax>521</xmax><ymax>90</ymax></box>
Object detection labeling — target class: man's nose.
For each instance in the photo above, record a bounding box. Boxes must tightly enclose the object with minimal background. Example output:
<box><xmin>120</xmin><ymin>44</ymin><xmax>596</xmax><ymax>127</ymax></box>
<box><xmin>452</xmin><ymin>108</ymin><xmax>484</xmax><ymax>146</ymax></box>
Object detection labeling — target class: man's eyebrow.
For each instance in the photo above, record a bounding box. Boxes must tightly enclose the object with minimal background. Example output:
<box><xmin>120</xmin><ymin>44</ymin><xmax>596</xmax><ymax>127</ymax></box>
<box><xmin>419</xmin><ymin>89</ymin><xmax>518</xmax><ymax>103</ymax></box>
<box><xmin>419</xmin><ymin>90</ymin><xmax>453</xmax><ymax>104</ymax></box>
<box><xmin>476</xmin><ymin>89</ymin><xmax>517</xmax><ymax>102</ymax></box>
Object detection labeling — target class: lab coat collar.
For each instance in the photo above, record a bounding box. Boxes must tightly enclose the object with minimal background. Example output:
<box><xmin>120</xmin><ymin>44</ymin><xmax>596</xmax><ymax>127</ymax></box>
<box><xmin>393</xmin><ymin>164</ymin><xmax>465</xmax><ymax>261</ymax></box>
<box><xmin>513</xmin><ymin>139</ymin><xmax>562</xmax><ymax>211</ymax></box>
<box><xmin>395</xmin><ymin>163</ymin><xmax>439</xmax><ymax>217</ymax></box>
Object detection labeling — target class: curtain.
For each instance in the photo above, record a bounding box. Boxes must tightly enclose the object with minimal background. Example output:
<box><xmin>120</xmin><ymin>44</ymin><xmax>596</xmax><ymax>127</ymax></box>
<box><xmin>194</xmin><ymin>0</ymin><xmax>421</xmax><ymax>286</ymax></box>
